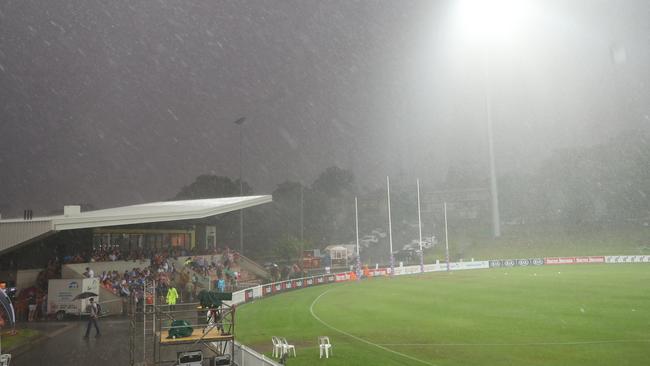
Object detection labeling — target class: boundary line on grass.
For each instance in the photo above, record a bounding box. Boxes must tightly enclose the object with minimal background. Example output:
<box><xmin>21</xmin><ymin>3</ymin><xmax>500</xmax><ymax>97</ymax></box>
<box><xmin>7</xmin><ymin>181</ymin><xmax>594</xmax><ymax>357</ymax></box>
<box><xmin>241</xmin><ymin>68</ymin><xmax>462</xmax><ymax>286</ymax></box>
<box><xmin>376</xmin><ymin>339</ymin><xmax>650</xmax><ymax>347</ymax></box>
<box><xmin>309</xmin><ymin>288</ymin><xmax>650</xmax><ymax>363</ymax></box>
<box><xmin>309</xmin><ymin>289</ymin><xmax>437</xmax><ymax>366</ymax></box>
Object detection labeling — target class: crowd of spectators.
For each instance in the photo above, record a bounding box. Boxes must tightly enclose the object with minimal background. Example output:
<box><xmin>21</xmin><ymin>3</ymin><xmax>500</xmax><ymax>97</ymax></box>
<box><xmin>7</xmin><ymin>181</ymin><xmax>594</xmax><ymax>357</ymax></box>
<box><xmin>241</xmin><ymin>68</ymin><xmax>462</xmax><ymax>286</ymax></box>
<box><xmin>6</xmin><ymin>246</ymin><xmax>248</xmax><ymax>323</ymax></box>
<box><xmin>83</xmin><ymin>246</ymin><xmax>243</xmax><ymax>304</ymax></box>
<box><xmin>63</xmin><ymin>246</ymin><xmax>157</xmax><ymax>264</ymax></box>
<box><xmin>62</xmin><ymin>244</ymin><xmax>236</xmax><ymax>265</ymax></box>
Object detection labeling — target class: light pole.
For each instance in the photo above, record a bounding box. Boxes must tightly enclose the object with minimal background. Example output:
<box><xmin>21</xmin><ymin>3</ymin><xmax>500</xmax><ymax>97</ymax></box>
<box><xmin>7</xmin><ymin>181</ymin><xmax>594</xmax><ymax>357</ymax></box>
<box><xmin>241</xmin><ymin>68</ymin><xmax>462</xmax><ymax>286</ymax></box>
<box><xmin>417</xmin><ymin>179</ymin><xmax>424</xmax><ymax>273</ymax></box>
<box><xmin>233</xmin><ymin>117</ymin><xmax>246</xmax><ymax>255</ymax></box>
<box><xmin>484</xmin><ymin>62</ymin><xmax>501</xmax><ymax>238</ymax></box>
<box><xmin>386</xmin><ymin>176</ymin><xmax>394</xmax><ymax>275</ymax></box>
<box><xmin>444</xmin><ymin>202</ymin><xmax>450</xmax><ymax>272</ymax></box>
<box><xmin>300</xmin><ymin>184</ymin><xmax>304</xmax><ymax>242</ymax></box>
<box><xmin>355</xmin><ymin>196</ymin><xmax>361</xmax><ymax>278</ymax></box>
<box><xmin>452</xmin><ymin>0</ymin><xmax>534</xmax><ymax>237</ymax></box>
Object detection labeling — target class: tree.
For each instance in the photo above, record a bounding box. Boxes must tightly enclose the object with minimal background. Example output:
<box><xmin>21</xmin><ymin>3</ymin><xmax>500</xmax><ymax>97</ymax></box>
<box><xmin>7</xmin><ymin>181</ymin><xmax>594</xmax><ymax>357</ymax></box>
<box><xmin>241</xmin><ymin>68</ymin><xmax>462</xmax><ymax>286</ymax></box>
<box><xmin>275</xmin><ymin>236</ymin><xmax>304</xmax><ymax>264</ymax></box>
<box><xmin>499</xmin><ymin>128</ymin><xmax>650</xmax><ymax>226</ymax></box>
<box><xmin>311</xmin><ymin>166</ymin><xmax>355</xmax><ymax>197</ymax></box>
<box><xmin>305</xmin><ymin>166</ymin><xmax>357</xmax><ymax>247</ymax></box>
<box><xmin>173</xmin><ymin>174</ymin><xmax>253</xmax><ymax>200</ymax></box>
<box><xmin>272</xmin><ymin>180</ymin><xmax>305</xmax><ymax>239</ymax></box>
<box><xmin>441</xmin><ymin>161</ymin><xmax>486</xmax><ymax>190</ymax></box>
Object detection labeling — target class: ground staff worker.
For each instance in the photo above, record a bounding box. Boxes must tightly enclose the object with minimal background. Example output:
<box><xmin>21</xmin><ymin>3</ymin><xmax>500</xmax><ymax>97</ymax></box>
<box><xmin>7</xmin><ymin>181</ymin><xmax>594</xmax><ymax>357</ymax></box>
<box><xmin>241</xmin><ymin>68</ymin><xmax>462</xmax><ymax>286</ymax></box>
<box><xmin>166</xmin><ymin>286</ymin><xmax>179</xmax><ymax>310</ymax></box>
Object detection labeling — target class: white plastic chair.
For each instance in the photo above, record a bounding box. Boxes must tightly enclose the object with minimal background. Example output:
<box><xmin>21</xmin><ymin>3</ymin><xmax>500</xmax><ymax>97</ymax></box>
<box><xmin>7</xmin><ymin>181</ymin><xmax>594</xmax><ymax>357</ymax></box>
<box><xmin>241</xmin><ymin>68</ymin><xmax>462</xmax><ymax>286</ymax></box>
<box><xmin>280</xmin><ymin>337</ymin><xmax>296</xmax><ymax>357</ymax></box>
<box><xmin>271</xmin><ymin>336</ymin><xmax>283</xmax><ymax>358</ymax></box>
<box><xmin>0</xmin><ymin>354</ymin><xmax>11</xmax><ymax>366</ymax></box>
<box><xmin>319</xmin><ymin>336</ymin><xmax>333</xmax><ymax>358</ymax></box>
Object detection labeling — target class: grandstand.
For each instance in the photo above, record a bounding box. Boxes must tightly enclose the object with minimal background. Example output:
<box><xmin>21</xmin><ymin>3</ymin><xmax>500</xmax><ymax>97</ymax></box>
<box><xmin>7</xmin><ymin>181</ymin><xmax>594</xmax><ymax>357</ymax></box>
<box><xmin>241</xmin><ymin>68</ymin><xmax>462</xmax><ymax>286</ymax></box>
<box><xmin>0</xmin><ymin>197</ymin><xmax>272</xmax><ymax>318</ymax></box>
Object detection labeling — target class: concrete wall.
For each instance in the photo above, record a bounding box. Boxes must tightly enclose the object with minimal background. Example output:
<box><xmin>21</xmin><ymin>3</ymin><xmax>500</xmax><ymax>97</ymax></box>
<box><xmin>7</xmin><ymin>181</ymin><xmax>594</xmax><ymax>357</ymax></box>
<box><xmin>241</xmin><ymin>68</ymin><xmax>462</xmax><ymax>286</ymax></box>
<box><xmin>62</xmin><ymin>260</ymin><xmax>151</xmax><ymax>279</ymax></box>
<box><xmin>16</xmin><ymin>268</ymin><xmax>42</xmax><ymax>289</ymax></box>
<box><xmin>99</xmin><ymin>286</ymin><xmax>125</xmax><ymax>317</ymax></box>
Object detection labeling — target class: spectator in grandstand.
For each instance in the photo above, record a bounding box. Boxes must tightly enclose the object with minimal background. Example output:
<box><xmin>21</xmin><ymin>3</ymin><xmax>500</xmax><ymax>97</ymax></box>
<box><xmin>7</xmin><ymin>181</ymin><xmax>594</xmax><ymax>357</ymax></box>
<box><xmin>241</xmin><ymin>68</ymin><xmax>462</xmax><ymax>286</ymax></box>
<box><xmin>27</xmin><ymin>293</ymin><xmax>37</xmax><ymax>322</ymax></box>
<box><xmin>83</xmin><ymin>267</ymin><xmax>94</xmax><ymax>278</ymax></box>
<box><xmin>216</xmin><ymin>278</ymin><xmax>225</xmax><ymax>292</ymax></box>
<box><xmin>40</xmin><ymin>293</ymin><xmax>47</xmax><ymax>320</ymax></box>
<box><xmin>281</xmin><ymin>266</ymin><xmax>290</xmax><ymax>280</ymax></box>
<box><xmin>185</xmin><ymin>280</ymin><xmax>195</xmax><ymax>302</ymax></box>
<box><xmin>119</xmin><ymin>281</ymin><xmax>130</xmax><ymax>297</ymax></box>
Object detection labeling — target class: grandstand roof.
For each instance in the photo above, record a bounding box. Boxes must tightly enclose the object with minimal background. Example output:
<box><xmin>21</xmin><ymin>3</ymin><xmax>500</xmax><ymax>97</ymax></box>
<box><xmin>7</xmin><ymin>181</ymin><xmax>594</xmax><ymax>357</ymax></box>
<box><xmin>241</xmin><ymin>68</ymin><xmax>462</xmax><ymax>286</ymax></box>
<box><xmin>0</xmin><ymin>196</ymin><xmax>272</xmax><ymax>254</ymax></box>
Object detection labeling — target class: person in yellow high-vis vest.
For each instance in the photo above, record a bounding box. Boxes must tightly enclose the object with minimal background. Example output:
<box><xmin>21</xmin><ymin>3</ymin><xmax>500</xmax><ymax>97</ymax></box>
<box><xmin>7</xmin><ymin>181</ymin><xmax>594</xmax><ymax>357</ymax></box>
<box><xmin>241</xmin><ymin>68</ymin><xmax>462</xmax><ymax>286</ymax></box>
<box><xmin>166</xmin><ymin>286</ymin><xmax>179</xmax><ymax>311</ymax></box>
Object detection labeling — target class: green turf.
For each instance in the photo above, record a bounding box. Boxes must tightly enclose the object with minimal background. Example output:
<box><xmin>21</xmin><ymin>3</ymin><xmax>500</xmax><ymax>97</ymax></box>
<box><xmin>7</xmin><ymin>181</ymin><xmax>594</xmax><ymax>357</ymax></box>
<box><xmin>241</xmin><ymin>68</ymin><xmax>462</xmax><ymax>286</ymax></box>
<box><xmin>1</xmin><ymin>329</ymin><xmax>41</xmax><ymax>352</ymax></box>
<box><xmin>424</xmin><ymin>224</ymin><xmax>650</xmax><ymax>262</ymax></box>
<box><xmin>237</xmin><ymin>264</ymin><xmax>650</xmax><ymax>366</ymax></box>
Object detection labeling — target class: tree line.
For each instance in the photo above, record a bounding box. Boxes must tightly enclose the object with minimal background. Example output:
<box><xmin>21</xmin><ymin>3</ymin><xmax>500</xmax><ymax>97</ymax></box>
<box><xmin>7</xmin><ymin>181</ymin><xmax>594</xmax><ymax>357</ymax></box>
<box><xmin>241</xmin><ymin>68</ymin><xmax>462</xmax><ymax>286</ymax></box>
<box><xmin>174</xmin><ymin>128</ymin><xmax>649</xmax><ymax>261</ymax></box>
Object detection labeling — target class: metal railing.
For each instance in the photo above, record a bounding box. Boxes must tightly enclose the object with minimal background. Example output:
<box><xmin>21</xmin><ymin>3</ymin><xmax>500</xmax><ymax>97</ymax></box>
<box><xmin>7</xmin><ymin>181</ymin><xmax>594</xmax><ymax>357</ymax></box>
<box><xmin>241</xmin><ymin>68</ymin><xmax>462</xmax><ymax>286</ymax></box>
<box><xmin>228</xmin><ymin>342</ymin><xmax>282</xmax><ymax>366</ymax></box>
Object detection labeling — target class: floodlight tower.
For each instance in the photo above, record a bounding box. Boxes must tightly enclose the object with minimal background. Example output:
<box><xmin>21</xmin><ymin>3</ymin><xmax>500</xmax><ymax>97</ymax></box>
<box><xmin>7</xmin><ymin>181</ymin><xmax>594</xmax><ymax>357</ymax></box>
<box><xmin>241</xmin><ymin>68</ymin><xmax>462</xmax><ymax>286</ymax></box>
<box><xmin>452</xmin><ymin>0</ymin><xmax>535</xmax><ymax>238</ymax></box>
<box><xmin>233</xmin><ymin>117</ymin><xmax>246</xmax><ymax>254</ymax></box>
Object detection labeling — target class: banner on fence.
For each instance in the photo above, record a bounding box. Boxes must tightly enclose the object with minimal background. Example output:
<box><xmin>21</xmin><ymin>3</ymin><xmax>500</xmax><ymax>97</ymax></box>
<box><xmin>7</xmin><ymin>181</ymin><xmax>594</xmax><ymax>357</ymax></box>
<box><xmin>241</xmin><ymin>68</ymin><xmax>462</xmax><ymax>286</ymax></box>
<box><xmin>489</xmin><ymin>258</ymin><xmax>544</xmax><ymax>268</ymax></box>
<box><xmin>368</xmin><ymin>268</ymin><xmax>389</xmax><ymax>277</ymax></box>
<box><xmin>606</xmin><ymin>255</ymin><xmax>650</xmax><ymax>263</ymax></box>
<box><xmin>263</xmin><ymin>285</ymin><xmax>272</xmax><ymax>295</ymax></box>
<box><xmin>545</xmin><ymin>256</ymin><xmax>605</xmax><ymax>265</ymax></box>
<box><xmin>446</xmin><ymin>261</ymin><xmax>490</xmax><ymax>270</ymax></box>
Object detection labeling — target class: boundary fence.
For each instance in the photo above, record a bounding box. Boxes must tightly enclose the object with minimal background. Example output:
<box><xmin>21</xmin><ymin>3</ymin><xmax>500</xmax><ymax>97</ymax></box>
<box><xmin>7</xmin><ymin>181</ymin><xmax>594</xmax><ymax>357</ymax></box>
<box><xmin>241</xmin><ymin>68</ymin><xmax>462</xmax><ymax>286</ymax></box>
<box><xmin>224</xmin><ymin>342</ymin><xmax>282</xmax><ymax>366</ymax></box>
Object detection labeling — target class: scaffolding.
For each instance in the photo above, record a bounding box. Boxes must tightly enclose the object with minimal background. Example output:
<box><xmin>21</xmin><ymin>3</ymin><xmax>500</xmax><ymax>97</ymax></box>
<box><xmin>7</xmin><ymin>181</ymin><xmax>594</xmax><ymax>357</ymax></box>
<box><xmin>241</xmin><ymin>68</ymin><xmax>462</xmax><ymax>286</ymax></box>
<box><xmin>129</xmin><ymin>280</ymin><xmax>235</xmax><ymax>366</ymax></box>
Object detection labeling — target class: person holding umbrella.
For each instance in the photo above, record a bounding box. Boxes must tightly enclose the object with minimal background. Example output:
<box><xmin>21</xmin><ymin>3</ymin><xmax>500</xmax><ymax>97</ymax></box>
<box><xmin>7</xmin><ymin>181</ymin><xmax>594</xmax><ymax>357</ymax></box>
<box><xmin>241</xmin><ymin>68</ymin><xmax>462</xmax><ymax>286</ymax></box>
<box><xmin>0</xmin><ymin>288</ymin><xmax>16</xmax><ymax>332</ymax></box>
<box><xmin>83</xmin><ymin>297</ymin><xmax>100</xmax><ymax>338</ymax></box>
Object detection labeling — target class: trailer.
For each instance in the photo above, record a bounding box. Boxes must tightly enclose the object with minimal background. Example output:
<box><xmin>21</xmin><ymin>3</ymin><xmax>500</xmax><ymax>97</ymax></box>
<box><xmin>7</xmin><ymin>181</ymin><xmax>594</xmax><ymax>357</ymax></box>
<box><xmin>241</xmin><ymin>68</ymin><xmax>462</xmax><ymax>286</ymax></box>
<box><xmin>48</xmin><ymin>278</ymin><xmax>100</xmax><ymax>320</ymax></box>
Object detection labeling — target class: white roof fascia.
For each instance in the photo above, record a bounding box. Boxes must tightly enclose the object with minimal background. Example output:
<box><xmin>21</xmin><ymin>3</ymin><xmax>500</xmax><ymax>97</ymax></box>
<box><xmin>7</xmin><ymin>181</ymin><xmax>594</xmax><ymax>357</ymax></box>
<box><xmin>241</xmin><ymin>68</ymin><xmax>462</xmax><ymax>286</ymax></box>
<box><xmin>52</xmin><ymin>195</ymin><xmax>272</xmax><ymax>231</ymax></box>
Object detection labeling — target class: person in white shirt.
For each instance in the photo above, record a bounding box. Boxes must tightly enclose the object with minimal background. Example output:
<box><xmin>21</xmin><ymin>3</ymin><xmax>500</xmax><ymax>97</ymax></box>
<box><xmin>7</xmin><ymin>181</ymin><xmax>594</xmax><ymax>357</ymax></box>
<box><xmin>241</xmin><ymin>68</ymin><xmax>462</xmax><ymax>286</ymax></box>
<box><xmin>83</xmin><ymin>297</ymin><xmax>100</xmax><ymax>338</ymax></box>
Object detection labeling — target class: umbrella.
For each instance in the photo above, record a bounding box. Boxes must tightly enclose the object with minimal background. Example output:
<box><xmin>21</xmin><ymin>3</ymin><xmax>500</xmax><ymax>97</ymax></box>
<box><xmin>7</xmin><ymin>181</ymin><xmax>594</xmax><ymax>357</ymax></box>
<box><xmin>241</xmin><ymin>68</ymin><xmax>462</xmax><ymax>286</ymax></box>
<box><xmin>73</xmin><ymin>291</ymin><xmax>99</xmax><ymax>300</ymax></box>
<box><xmin>0</xmin><ymin>290</ymin><xmax>16</xmax><ymax>328</ymax></box>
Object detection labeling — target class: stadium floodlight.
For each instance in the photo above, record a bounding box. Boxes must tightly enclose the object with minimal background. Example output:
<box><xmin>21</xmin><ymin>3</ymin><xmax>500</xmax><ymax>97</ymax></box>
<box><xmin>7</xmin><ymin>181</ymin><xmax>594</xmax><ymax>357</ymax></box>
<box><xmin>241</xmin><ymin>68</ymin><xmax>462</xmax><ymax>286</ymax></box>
<box><xmin>452</xmin><ymin>0</ymin><xmax>535</xmax><ymax>46</ymax></box>
<box><xmin>449</xmin><ymin>0</ymin><xmax>536</xmax><ymax>237</ymax></box>
<box><xmin>232</xmin><ymin>116</ymin><xmax>247</xmax><ymax>255</ymax></box>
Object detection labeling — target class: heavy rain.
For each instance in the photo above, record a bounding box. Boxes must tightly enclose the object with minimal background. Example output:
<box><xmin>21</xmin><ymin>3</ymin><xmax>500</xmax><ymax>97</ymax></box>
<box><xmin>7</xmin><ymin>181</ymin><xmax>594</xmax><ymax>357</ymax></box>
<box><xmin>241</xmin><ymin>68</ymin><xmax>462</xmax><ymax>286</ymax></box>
<box><xmin>0</xmin><ymin>1</ymin><xmax>648</xmax><ymax>365</ymax></box>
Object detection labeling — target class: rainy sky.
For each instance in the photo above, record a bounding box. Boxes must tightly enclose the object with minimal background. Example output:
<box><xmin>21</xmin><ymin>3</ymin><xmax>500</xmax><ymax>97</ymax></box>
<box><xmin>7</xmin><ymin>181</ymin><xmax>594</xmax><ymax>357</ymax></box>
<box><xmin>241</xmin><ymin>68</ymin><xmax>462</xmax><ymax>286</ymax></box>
<box><xmin>0</xmin><ymin>0</ymin><xmax>648</xmax><ymax>216</ymax></box>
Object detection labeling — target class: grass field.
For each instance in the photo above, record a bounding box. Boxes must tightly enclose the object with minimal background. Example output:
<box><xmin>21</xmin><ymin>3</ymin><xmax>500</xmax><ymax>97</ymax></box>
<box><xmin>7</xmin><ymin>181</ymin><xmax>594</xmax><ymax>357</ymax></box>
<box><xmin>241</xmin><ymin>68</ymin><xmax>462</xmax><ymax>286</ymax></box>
<box><xmin>0</xmin><ymin>328</ymin><xmax>41</xmax><ymax>352</ymax></box>
<box><xmin>423</xmin><ymin>224</ymin><xmax>650</xmax><ymax>262</ymax></box>
<box><xmin>237</xmin><ymin>264</ymin><xmax>650</xmax><ymax>366</ymax></box>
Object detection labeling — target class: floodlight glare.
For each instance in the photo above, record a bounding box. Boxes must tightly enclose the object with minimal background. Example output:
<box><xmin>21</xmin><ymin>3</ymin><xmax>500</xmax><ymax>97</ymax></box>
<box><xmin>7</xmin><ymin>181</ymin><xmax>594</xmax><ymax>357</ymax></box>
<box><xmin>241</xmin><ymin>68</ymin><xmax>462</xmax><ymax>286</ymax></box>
<box><xmin>454</xmin><ymin>0</ymin><xmax>534</xmax><ymax>45</ymax></box>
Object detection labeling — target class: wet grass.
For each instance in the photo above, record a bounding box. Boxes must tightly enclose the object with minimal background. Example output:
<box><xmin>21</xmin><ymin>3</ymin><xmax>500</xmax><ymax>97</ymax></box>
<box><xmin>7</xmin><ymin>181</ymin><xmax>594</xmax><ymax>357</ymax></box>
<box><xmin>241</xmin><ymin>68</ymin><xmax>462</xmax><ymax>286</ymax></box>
<box><xmin>425</xmin><ymin>223</ymin><xmax>650</xmax><ymax>261</ymax></box>
<box><xmin>237</xmin><ymin>264</ymin><xmax>650</xmax><ymax>366</ymax></box>
<box><xmin>1</xmin><ymin>328</ymin><xmax>41</xmax><ymax>351</ymax></box>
